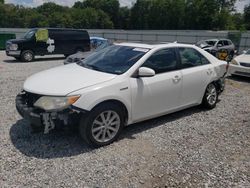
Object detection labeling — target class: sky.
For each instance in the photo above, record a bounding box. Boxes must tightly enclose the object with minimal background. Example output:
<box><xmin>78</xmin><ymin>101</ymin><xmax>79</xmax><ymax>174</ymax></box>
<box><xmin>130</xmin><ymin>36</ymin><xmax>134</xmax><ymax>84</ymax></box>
<box><xmin>5</xmin><ymin>0</ymin><xmax>250</xmax><ymax>12</ymax></box>
<box><xmin>5</xmin><ymin>0</ymin><xmax>136</xmax><ymax>7</ymax></box>
<box><xmin>235</xmin><ymin>0</ymin><xmax>250</xmax><ymax>12</ymax></box>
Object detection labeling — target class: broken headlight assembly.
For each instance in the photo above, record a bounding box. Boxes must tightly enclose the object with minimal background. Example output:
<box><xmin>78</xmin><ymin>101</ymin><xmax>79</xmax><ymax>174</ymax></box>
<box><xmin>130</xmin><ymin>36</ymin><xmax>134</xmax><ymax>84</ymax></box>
<box><xmin>34</xmin><ymin>95</ymin><xmax>80</xmax><ymax>111</ymax></box>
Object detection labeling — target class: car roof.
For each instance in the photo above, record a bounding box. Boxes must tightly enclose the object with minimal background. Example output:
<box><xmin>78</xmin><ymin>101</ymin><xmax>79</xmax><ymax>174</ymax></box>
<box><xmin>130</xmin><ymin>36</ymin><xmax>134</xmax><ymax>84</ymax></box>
<box><xmin>204</xmin><ymin>39</ymin><xmax>219</xmax><ymax>41</ymax></box>
<box><xmin>205</xmin><ymin>38</ymin><xmax>231</xmax><ymax>41</ymax></box>
<box><xmin>90</xmin><ymin>37</ymin><xmax>108</xmax><ymax>41</ymax></box>
<box><xmin>116</xmin><ymin>42</ymin><xmax>195</xmax><ymax>49</ymax></box>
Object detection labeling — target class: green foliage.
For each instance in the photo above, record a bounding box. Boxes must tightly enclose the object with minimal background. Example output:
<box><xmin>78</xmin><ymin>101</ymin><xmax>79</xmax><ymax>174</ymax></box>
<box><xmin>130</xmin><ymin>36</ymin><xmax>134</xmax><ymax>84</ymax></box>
<box><xmin>0</xmin><ymin>0</ymin><xmax>248</xmax><ymax>30</ymax></box>
<box><xmin>70</xmin><ymin>8</ymin><xmax>113</xmax><ymax>29</ymax></box>
<box><xmin>244</xmin><ymin>4</ymin><xmax>250</xmax><ymax>30</ymax></box>
<box><xmin>0</xmin><ymin>0</ymin><xmax>4</xmax><ymax>4</ymax></box>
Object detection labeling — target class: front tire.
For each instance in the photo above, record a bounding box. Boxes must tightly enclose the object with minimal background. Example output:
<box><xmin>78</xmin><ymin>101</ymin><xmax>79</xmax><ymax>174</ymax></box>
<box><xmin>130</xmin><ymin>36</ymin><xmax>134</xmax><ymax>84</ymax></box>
<box><xmin>79</xmin><ymin>103</ymin><xmax>124</xmax><ymax>147</ymax></box>
<box><xmin>21</xmin><ymin>50</ymin><xmax>34</xmax><ymax>62</ymax></box>
<box><xmin>202</xmin><ymin>83</ymin><xmax>218</xmax><ymax>109</ymax></box>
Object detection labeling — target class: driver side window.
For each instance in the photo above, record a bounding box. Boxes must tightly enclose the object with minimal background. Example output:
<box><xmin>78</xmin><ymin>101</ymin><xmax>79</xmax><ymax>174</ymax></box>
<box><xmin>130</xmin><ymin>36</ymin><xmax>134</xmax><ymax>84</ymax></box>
<box><xmin>142</xmin><ymin>48</ymin><xmax>177</xmax><ymax>74</ymax></box>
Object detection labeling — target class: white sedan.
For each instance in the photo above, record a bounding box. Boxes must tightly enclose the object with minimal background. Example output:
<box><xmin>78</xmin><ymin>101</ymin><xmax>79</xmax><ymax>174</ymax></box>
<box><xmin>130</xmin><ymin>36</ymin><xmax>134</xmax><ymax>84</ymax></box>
<box><xmin>229</xmin><ymin>49</ymin><xmax>250</xmax><ymax>77</ymax></box>
<box><xmin>16</xmin><ymin>43</ymin><xmax>227</xmax><ymax>147</ymax></box>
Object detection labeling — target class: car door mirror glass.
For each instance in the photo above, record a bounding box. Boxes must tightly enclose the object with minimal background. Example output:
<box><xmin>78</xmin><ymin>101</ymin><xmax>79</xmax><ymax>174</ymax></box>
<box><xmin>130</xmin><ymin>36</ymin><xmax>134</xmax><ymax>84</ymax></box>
<box><xmin>217</xmin><ymin>44</ymin><xmax>222</xmax><ymax>47</ymax></box>
<box><xmin>138</xmin><ymin>67</ymin><xmax>155</xmax><ymax>77</ymax></box>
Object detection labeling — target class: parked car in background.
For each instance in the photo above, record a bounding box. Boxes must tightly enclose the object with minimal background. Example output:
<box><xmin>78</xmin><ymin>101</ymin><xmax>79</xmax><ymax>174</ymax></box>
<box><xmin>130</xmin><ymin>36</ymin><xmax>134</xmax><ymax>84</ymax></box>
<box><xmin>196</xmin><ymin>39</ymin><xmax>235</xmax><ymax>61</ymax></box>
<box><xmin>6</xmin><ymin>28</ymin><xmax>90</xmax><ymax>62</ymax></box>
<box><xmin>64</xmin><ymin>37</ymin><xmax>111</xmax><ymax>65</ymax></box>
<box><xmin>16</xmin><ymin>43</ymin><xmax>227</xmax><ymax>147</ymax></box>
<box><xmin>229</xmin><ymin>49</ymin><xmax>250</xmax><ymax>77</ymax></box>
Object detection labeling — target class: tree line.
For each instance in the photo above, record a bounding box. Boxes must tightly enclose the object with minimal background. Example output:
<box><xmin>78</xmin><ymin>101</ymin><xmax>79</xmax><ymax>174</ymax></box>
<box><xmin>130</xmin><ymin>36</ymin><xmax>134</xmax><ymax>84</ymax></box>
<box><xmin>0</xmin><ymin>0</ymin><xmax>249</xmax><ymax>30</ymax></box>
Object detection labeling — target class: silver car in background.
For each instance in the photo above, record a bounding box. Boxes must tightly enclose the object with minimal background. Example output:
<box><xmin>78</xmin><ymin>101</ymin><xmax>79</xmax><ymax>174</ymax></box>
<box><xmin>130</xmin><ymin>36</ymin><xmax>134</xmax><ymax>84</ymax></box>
<box><xmin>196</xmin><ymin>39</ymin><xmax>235</xmax><ymax>60</ymax></box>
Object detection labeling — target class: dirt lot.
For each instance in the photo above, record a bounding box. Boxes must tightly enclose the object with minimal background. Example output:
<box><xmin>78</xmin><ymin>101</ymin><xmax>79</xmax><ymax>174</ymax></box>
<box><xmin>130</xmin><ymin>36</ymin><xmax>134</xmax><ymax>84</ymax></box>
<box><xmin>0</xmin><ymin>51</ymin><xmax>249</xmax><ymax>187</ymax></box>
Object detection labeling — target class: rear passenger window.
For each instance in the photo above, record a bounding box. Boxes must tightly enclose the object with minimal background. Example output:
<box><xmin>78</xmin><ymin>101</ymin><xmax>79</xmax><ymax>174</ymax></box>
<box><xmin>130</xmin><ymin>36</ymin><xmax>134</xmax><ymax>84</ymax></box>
<box><xmin>179</xmin><ymin>48</ymin><xmax>210</xmax><ymax>69</ymax></box>
<box><xmin>218</xmin><ymin>41</ymin><xmax>224</xmax><ymax>46</ymax></box>
<box><xmin>142</xmin><ymin>48</ymin><xmax>177</xmax><ymax>74</ymax></box>
<box><xmin>223</xmin><ymin>40</ymin><xmax>229</xmax><ymax>46</ymax></box>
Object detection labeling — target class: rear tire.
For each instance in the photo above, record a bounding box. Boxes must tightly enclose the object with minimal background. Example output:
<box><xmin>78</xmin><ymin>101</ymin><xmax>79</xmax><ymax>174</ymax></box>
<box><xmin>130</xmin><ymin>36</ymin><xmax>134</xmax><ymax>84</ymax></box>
<box><xmin>21</xmin><ymin>50</ymin><xmax>34</xmax><ymax>62</ymax></box>
<box><xmin>202</xmin><ymin>83</ymin><xmax>218</xmax><ymax>109</ymax></box>
<box><xmin>79</xmin><ymin>103</ymin><xmax>124</xmax><ymax>147</ymax></box>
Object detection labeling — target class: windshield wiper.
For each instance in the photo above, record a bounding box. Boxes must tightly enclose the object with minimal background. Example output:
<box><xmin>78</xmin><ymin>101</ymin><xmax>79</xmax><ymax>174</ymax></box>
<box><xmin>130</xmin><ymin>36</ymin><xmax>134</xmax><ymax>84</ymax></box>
<box><xmin>78</xmin><ymin>62</ymin><xmax>102</xmax><ymax>71</ymax></box>
<box><xmin>86</xmin><ymin>64</ymin><xmax>102</xmax><ymax>71</ymax></box>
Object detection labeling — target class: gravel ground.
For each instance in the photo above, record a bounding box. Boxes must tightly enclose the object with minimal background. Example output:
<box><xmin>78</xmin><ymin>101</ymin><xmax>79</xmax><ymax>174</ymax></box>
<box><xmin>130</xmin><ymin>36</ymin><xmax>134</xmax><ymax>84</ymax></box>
<box><xmin>0</xmin><ymin>51</ymin><xmax>249</xmax><ymax>187</ymax></box>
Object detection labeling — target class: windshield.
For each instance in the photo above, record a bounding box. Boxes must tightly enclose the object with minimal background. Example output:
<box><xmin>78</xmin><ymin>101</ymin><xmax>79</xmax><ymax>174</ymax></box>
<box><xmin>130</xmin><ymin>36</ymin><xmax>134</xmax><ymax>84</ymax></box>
<box><xmin>78</xmin><ymin>45</ymin><xmax>149</xmax><ymax>75</ymax></box>
<box><xmin>205</xmin><ymin>40</ymin><xmax>217</xmax><ymax>46</ymax></box>
<box><xmin>24</xmin><ymin>30</ymin><xmax>36</xmax><ymax>39</ymax></box>
<box><xmin>95</xmin><ymin>41</ymin><xmax>111</xmax><ymax>52</ymax></box>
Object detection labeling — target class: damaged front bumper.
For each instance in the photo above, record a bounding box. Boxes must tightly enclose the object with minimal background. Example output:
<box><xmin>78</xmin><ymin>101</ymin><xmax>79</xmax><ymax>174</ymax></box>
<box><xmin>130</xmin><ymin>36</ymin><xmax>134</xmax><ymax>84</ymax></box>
<box><xmin>16</xmin><ymin>92</ymin><xmax>85</xmax><ymax>133</ymax></box>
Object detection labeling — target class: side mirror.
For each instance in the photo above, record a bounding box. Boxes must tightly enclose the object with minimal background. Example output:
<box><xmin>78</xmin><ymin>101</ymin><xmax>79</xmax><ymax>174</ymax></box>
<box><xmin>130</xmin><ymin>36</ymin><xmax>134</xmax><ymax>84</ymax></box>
<box><xmin>242</xmin><ymin>50</ymin><xmax>247</xmax><ymax>54</ymax></box>
<box><xmin>217</xmin><ymin>44</ymin><xmax>222</xmax><ymax>47</ymax></box>
<box><xmin>138</xmin><ymin>67</ymin><xmax>155</xmax><ymax>77</ymax></box>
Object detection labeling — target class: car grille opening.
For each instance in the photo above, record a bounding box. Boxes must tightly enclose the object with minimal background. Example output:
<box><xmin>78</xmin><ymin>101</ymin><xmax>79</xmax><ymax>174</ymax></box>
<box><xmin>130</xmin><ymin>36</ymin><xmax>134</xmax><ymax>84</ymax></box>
<box><xmin>23</xmin><ymin>91</ymin><xmax>42</xmax><ymax>107</ymax></box>
<box><xmin>240</xmin><ymin>62</ymin><xmax>250</xmax><ymax>68</ymax></box>
<box><xmin>235</xmin><ymin>71</ymin><xmax>250</xmax><ymax>76</ymax></box>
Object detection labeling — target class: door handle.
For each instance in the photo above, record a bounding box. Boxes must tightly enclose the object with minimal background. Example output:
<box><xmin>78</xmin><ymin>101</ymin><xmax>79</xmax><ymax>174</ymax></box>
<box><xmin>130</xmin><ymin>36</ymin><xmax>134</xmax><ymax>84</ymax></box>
<box><xmin>172</xmin><ymin>75</ymin><xmax>181</xmax><ymax>83</ymax></box>
<box><xmin>207</xmin><ymin>69</ymin><xmax>213</xmax><ymax>75</ymax></box>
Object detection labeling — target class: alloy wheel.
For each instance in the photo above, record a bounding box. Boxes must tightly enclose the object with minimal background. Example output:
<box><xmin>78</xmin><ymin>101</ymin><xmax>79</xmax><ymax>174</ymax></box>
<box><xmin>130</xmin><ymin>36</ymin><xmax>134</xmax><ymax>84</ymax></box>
<box><xmin>206</xmin><ymin>84</ymin><xmax>217</xmax><ymax>106</ymax></box>
<box><xmin>24</xmin><ymin>52</ymin><xmax>33</xmax><ymax>61</ymax></box>
<box><xmin>91</xmin><ymin>110</ymin><xmax>121</xmax><ymax>143</ymax></box>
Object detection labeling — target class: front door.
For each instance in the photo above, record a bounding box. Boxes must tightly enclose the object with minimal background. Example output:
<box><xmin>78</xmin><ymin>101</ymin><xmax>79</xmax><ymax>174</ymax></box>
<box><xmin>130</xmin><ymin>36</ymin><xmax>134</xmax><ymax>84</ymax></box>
<box><xmin>130</xmin><ymin>48</ymin><xmax>182</xmax><ymax>122</ymax></box>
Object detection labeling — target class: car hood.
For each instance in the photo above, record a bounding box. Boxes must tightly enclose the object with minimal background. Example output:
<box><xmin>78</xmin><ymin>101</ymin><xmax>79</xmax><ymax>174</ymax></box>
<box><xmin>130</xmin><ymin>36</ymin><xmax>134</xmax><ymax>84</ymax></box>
<box><xmin>7</xmin><ymin>38</ymin><xmax>27</xmax><ymax>44</ymax></box>
<box><xmin>23</xmin><ymin>64</ymin><xmax>117</xmax><ymax>96</ymax></box>
<box><xmin>235</xmin><ymin>54</ymin><xmax>250</xmax><ymax>63</ymax></box>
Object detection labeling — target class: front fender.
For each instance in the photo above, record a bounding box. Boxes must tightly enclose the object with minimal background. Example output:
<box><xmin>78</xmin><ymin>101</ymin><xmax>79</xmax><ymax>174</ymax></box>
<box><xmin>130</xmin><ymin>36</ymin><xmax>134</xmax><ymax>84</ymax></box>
<box><xmin>70</xmin><ymin>80</ymin><xmax>132</xmax><ymax>123</ymax></box>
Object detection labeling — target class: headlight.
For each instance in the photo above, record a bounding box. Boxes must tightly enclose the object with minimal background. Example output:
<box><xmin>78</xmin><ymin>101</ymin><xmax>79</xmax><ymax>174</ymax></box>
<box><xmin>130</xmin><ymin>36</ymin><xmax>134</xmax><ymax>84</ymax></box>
<box><xmin>230</xmin><ymin>59</ymin><xmax>239</xmax><ymax>65</ymax></box>
<box><xmin>34</xmin><ymin>95</ymin><xmax>80</xmax><ymax>111</ymax></box>
<box><xmin>10</xmin><ymin>43</ymin><xmax>18</xmax><ymax>51</ymax></box>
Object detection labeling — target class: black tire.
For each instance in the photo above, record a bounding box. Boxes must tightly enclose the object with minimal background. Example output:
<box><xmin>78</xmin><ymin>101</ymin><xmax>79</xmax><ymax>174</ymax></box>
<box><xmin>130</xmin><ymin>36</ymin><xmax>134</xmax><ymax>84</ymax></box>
<box><xmin>79</xmin><ymin>103</ymin><xmax>125</xmax><ymax>147</ymax></box>
<box><xmin>30</xmin><ymin>124</ymin><xmax>43</xmax><ymax>133</ymax></box>
<box><xmin>21</xmin><ymin>50</ymin><xmax>34</xmax><ymax>62</ymax></box>
<box><xmin>202</xmin><ymin>83</ymin><xmax>218</xmax><ymax>109</ymax></box>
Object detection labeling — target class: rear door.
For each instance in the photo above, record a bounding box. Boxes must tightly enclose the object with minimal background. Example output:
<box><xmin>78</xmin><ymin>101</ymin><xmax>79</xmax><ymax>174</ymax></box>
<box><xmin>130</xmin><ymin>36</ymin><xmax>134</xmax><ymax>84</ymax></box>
<box><xmin>178</xmin><ymin>47</ymin><xmax>213</xmax><ymax>106</ymax></box>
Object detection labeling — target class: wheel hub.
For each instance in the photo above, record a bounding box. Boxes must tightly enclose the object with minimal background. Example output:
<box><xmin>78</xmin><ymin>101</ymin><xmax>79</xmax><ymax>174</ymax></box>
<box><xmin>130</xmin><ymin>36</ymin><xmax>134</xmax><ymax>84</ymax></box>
<box><xmin>91</xmin><ymin>110</ymin><xmax>120</xmax><ymax>143</ymax></box>
<box><xmin>206</xmin><ymin>84</ymin><xmax>217</xmax><ymax>105</ymax></box>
